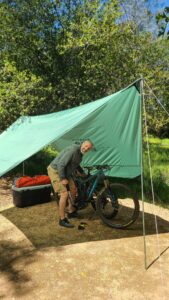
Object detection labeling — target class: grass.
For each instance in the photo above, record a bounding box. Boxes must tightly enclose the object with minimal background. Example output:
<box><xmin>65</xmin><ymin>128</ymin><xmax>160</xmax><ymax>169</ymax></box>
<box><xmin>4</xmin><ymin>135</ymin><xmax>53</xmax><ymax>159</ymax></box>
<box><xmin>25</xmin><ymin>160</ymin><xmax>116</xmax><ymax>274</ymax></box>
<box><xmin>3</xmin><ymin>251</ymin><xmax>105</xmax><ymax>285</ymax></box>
<box><xmin>141</xmin><ymin>136</ymin><xmax>169</xmax><ymax>208</ymax></box>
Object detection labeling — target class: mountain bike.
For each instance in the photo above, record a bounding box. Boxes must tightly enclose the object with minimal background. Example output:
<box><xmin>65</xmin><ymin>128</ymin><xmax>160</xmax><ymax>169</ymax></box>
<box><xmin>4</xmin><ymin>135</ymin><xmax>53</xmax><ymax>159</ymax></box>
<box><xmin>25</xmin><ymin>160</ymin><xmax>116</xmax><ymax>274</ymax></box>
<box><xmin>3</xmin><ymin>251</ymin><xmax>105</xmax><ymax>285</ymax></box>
<box><xmin>55</xmin><ymin>165</ymin><xmax>140</xmax><ymax>229</ymax></box>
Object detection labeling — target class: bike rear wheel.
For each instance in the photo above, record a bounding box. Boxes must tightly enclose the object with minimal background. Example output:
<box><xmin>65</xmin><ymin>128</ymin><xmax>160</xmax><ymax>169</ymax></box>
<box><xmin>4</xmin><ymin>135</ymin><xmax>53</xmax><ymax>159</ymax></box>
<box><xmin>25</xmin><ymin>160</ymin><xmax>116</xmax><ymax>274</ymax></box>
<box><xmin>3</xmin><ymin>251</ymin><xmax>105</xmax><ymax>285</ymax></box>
<box><xmin>96</xmin><ymin>183</ymin><xmax>139</xmax><ymax>229</ymax></box>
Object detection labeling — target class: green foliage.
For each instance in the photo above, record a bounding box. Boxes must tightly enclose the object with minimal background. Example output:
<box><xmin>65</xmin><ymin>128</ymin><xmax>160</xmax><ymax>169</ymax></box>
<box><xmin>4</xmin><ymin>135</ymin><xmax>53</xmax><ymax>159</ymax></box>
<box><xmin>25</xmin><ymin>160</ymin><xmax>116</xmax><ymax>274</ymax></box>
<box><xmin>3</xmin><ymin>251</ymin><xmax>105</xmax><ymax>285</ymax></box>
<box><xmin>119</xmin><ymin>0</ymin><xmax>159</xmax><ymax>34</ymax></box>
<box><xmin>117</xmin><ymin>137</ymin><xmax>169</xmax><ymax>207</ymax></box>
<box><xmin>0</xmin><ymin>1</ymin><xmax>168</xmax><ymax>209</ymax></box>
<box><xmin>156</xmin><ymin>6</ymin><xmax>169</xmax><ymax>38</ymax></box>
<box><xmin>0</xmin><ymin>61</ymin><xmax>55</xmax><ymax>131</ymax></box>
<box><xmin>8</xmin><ymin>146</ymin><xmax>58</xmax><ymax>176</ymax></box>
<box><xmin>142</xmin><ymin>137</ymin><xmax>169</xmax><ymax>206</ymax></box>
<box><xmin>0</xmin><ymin>0</ymin><xmax>59</xmax><ymax>77</ymax></box>
<box><xmin>0</xmin><ymin>0</ymin><xmax>168</xmax><ymax>136</ymax></box>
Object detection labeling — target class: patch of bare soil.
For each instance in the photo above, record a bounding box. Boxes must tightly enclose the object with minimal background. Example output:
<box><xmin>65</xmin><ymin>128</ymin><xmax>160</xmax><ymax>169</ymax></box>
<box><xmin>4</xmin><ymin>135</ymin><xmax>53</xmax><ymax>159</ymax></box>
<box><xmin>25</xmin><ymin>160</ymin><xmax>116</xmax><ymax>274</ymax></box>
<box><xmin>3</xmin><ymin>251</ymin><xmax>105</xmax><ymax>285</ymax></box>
<box><xmin>0</xmin><ymin>177</ymin><xmax>14</xmax><ymax>211</ymax></box>
<box><xmin>0</xmin><ymin>177</ymin><xmax>169</xmax><ymax>249</ymax></box>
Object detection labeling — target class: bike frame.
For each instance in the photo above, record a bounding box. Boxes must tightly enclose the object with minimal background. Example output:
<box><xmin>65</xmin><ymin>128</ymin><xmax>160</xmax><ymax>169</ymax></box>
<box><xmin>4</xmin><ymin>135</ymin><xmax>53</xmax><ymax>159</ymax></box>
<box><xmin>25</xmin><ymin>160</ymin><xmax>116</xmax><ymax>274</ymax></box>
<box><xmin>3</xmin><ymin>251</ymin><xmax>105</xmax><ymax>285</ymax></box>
<box><xmin>74</xmin><ymin>169</ymin><xmax>108</xmax><ymax>202</ymax></box>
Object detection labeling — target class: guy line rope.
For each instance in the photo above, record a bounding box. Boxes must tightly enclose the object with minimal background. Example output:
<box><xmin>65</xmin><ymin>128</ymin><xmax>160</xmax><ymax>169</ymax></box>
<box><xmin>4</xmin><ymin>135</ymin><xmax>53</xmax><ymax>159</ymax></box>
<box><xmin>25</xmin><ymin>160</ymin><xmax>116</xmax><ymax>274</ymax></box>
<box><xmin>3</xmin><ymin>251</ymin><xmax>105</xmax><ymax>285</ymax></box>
<box><xmin>141</xmin><ymin>78</ymin><xmax>166</xmax><ymax>298</ymax></box>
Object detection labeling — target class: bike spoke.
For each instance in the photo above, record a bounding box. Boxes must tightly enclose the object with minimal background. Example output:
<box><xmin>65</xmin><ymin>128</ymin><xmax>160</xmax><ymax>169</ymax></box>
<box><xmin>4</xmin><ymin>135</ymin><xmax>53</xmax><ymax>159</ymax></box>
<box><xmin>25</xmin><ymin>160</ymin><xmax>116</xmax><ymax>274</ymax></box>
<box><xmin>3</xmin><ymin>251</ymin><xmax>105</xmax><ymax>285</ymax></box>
<box><xmin>97</xmin><ymin>184</ymin><xmax>139</xmax><ymax>229</ymax></box>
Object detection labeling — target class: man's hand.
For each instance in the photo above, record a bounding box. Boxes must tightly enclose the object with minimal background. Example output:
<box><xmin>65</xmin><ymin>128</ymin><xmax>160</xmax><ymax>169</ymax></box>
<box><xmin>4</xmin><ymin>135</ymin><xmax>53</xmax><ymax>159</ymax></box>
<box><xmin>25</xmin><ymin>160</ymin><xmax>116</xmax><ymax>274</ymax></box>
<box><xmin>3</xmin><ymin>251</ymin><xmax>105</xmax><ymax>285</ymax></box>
<box><xmin>61</xmin><ymin>179</ymin><xmax>69</xmax><ymax>185</ymax></box>
<box><xmin>75</xmin><ymin>170</ymin><xmax>86</xmax><ymax>177</ymax></box>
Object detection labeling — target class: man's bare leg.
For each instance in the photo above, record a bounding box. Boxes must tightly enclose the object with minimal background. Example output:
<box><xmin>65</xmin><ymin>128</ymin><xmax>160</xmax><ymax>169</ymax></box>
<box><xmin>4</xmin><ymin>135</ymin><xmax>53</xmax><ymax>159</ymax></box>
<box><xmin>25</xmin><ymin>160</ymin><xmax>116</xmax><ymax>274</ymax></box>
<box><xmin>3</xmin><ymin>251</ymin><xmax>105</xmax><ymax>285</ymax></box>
<box><xmin>68</xmin><ymin>186</ymin><xmax>77</xmax><ymax>213</ymax></box>
<box><xmin>59</xmin><ymin>191</ymin><xmax>68</xmax><ymax>219</ymax></box>
<box><xmin>59</xmin><ymin>190</ymin><xmax>74</xmax><ymax>228</ymax></box>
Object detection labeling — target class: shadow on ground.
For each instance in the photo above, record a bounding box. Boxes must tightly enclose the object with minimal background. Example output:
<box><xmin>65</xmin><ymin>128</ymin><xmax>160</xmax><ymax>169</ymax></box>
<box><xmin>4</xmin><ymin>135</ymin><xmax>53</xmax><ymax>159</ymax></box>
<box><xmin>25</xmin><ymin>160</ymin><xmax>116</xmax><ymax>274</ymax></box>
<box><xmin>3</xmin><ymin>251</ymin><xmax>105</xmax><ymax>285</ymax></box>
<box><xmin>0</xmin><ymin>239</ymin><xmax>37</xmax><ymax>298</ymax></box>
<box><xmin>1</xmin><ymin>200</ymin><xmax>169</xmax><ymax>249</ymax></box>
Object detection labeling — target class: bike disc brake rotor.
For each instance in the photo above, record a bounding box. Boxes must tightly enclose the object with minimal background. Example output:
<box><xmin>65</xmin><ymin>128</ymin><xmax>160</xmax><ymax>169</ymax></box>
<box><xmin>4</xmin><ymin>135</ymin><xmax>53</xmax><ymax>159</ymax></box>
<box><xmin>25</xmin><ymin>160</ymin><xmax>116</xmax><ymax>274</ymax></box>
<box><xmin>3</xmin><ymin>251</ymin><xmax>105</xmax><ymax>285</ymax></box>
<box><xmin>100</xmin><ymin>186</ymin><xmax>137</xmax><ymax>225</ymax></box>
<box><xmin>100</xmin><ymin>191</ymin><xmax>119</xmax><ymax>219</ymax></box>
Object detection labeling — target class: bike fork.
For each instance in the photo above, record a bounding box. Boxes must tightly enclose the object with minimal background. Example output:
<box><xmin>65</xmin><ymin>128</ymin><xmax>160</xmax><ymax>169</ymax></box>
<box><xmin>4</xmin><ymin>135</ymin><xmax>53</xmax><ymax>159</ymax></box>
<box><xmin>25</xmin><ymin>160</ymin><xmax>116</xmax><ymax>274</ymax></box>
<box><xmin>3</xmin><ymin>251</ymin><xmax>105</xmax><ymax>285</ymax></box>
<box><xmin>103</xmin><ymin>180</ymin><xmax>119</xmax><ymax>209</ymax></box>
<box><xmin>103</xmin><ymin>179</ymin><xmax>109</xmax><ymax>189</ymax></box>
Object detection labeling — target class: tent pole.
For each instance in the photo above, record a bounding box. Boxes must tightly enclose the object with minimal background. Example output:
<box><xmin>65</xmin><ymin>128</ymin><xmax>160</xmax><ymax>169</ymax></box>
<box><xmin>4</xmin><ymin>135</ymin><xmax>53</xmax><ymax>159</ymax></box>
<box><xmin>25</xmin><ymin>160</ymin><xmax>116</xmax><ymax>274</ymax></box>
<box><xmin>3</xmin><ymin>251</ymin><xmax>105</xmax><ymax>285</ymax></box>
<box><xmin>23</xmin><ymin>162</ymin><xmax>25</xmax><ymax>176</ymax></box>
<box><xmin>140</xmin><ymin>77</ymin><xmax>147</xmax><ymax>269</ymax></box>
<box><xmin>142</xmin><ymin>81</ymin><xmax>165</xmax><ymax>287</ymax></box>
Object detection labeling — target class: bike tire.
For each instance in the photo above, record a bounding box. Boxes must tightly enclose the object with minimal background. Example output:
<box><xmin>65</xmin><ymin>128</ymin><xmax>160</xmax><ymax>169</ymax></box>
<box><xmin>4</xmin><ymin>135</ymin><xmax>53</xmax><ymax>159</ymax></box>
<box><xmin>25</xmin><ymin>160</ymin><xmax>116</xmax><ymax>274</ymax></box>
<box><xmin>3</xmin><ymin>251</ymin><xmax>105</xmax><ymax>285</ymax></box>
<box><xmin>96</xmin><ymin>183</ymin><xmax>139</xmax><ymax>229</ymax></box>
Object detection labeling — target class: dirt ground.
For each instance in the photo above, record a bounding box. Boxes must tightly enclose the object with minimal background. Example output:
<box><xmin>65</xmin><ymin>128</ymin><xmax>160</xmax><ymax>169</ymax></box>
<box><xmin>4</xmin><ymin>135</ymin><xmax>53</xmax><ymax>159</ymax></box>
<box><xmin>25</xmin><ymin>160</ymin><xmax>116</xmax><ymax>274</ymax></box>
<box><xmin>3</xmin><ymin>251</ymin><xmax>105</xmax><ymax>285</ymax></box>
<box><xmin>0</xmin><ymin>177</ymin><xmax>169</xmax><ymax>300</ymax></box>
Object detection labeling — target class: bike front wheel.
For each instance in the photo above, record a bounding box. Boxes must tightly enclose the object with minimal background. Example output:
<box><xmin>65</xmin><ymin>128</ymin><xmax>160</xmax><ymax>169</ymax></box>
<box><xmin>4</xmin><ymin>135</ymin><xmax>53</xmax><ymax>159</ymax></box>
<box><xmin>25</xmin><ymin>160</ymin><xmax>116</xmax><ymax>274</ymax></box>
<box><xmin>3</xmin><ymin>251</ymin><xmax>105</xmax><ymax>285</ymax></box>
<box><xmin>96</xmin><ymin>183</ymin><xmax>139</xmax><ymax>229</ymax></box>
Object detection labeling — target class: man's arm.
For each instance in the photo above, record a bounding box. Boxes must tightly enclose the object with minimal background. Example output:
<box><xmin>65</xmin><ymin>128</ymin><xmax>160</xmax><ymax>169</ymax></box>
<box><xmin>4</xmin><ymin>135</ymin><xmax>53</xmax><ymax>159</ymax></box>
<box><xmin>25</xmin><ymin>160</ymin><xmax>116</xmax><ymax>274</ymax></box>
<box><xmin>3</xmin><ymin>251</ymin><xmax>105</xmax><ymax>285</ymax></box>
<box><xmin>76</xmin><ymin>165</ymin><xmax>85</xmax><ymax>175</ymax></box>
<box><xmin>75</xmin><ymin>165</ymin><xmax>86</xmax><ymax>177</ymax></box>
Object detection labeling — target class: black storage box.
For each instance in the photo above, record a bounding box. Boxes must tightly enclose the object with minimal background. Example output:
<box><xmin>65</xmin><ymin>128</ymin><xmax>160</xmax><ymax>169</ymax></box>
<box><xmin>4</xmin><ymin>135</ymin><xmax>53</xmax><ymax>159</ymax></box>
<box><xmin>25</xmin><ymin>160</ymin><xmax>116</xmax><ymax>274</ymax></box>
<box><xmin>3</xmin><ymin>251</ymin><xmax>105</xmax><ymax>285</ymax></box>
<box><xmin>12</xmin><ymin>184</ymin><xmax>52</xmax><ymax>207</ymax></box>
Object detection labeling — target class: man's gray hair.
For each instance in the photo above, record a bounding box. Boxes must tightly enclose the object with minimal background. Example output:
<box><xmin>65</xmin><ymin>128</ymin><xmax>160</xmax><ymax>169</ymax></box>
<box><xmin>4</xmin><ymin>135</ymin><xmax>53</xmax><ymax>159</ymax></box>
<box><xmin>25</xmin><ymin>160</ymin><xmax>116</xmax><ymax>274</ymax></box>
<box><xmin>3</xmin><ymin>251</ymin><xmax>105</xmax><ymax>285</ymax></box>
<box><xmin>83</xmin><ymin>140</ymin><xmax>94</xmax><ymax>147</ymax></box>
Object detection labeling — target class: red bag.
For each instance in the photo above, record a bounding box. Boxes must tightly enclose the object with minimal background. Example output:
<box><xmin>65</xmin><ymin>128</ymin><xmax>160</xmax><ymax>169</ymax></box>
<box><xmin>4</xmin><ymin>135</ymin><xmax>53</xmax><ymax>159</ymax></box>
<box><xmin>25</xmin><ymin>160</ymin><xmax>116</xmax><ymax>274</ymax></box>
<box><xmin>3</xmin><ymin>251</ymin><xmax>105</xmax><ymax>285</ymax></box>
<box><xmin>16</xmin><ymin>175</ymin><xmax>51</xmax><ymax>188</ymax></box>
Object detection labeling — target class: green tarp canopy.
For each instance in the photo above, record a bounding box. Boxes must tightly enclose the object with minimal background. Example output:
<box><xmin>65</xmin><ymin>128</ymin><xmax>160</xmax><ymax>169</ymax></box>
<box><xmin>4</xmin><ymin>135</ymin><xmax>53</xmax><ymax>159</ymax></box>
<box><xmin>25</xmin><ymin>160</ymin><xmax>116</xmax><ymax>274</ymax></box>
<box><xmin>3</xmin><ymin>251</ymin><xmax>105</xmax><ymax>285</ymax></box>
<box><xmin>0</xmin><ymin>80</ymin><xmax>141</xmax><ymax>178</ymax></box>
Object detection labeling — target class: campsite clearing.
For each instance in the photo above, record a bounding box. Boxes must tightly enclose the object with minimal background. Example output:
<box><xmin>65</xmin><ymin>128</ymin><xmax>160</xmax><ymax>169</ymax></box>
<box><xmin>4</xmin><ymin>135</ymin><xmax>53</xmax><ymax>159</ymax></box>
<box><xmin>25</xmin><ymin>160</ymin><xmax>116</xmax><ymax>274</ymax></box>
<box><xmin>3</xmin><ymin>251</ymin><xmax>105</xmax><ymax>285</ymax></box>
<box><xmin>0</xmin><ymin>178</ymin><xmax>169</xmax><ymax>299</ymax></box>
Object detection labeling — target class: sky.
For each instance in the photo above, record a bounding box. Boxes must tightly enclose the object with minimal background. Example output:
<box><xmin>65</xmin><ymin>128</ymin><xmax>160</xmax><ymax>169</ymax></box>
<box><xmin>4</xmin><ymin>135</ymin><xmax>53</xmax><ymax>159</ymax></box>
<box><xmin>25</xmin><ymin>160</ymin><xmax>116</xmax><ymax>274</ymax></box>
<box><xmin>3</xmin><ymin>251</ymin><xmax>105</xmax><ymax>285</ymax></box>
<box><xmin>117</xmin><ymin>0</ymin><xmax>169</xmax><ymax>35</ymax></box>
<box><xmin>149</xmin><ymin>0</ymin><xmax>169</xmax><ymax>35</ymax></box>
<box><xmin>148</xmin><ymin>0</ymin><xmax>169</xmax><ymax>12</ymax></box>
<box><xmin>153</xmin><ymin>0</ymin><xmax>168</xmax><ymax>7</ymax></box>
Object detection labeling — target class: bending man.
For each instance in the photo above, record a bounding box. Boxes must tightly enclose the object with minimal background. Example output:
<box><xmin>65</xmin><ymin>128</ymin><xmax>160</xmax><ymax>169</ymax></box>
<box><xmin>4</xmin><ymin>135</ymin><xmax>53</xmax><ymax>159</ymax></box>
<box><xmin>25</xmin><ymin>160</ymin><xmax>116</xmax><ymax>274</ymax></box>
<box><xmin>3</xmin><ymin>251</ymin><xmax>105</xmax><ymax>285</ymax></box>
<box><xmin>47</xmin><ymin>140</ymin><xmax>93</xmax><ymax>228</ymax></box>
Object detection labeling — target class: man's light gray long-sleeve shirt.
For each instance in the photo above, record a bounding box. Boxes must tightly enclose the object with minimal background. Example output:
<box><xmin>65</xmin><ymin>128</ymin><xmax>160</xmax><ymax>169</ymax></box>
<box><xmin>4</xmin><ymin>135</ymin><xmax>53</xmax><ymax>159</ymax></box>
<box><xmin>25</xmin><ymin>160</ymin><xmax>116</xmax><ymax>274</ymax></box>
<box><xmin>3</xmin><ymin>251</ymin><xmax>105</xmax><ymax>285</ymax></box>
<box><xmin>50</xmin><ymin>144</ymin><xmax>83</xmax><ymax>180</ymax></box>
